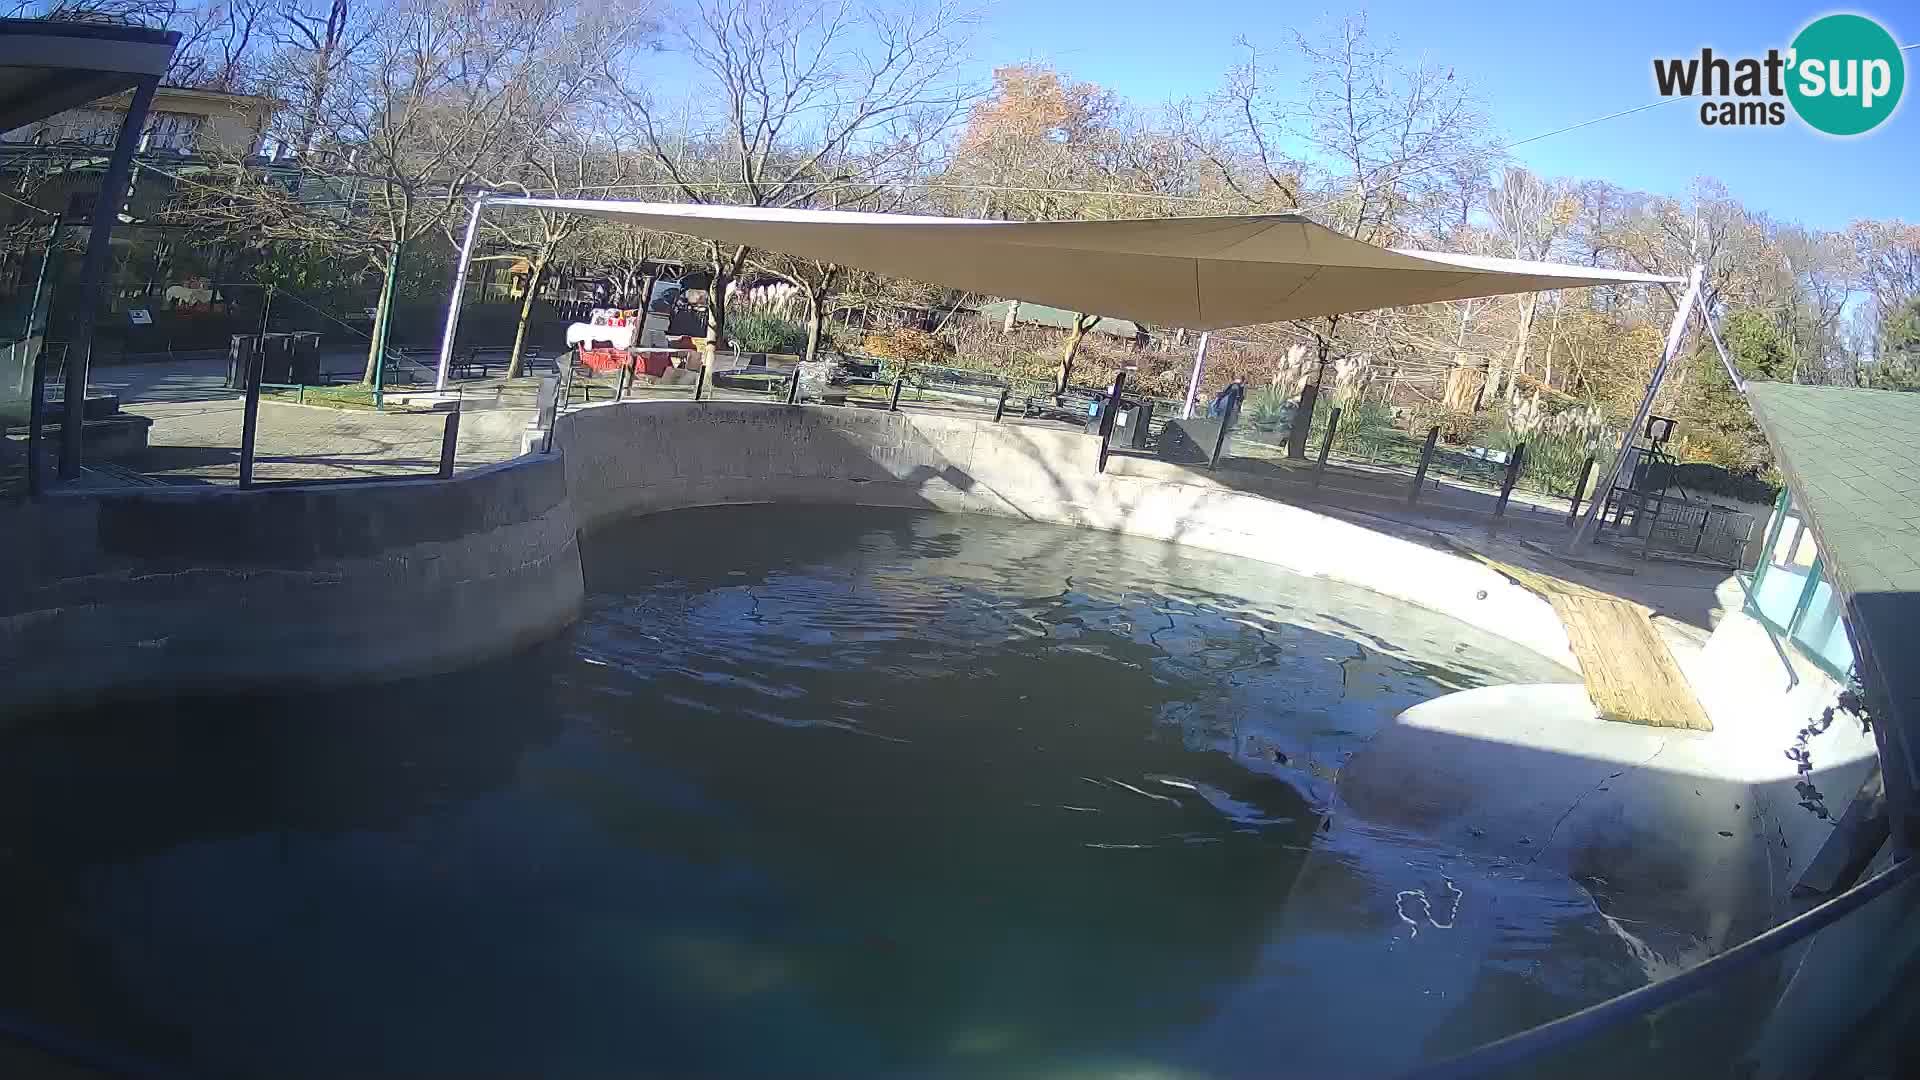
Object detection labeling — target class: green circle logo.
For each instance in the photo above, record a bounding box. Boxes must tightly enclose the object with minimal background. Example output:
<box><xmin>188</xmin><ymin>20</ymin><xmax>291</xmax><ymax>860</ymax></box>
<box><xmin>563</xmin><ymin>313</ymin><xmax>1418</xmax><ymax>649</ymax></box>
<box><xmin>1787</xmin><ymin>14</ymin><xmax>1905</xmax><ymax>136</ymax></box>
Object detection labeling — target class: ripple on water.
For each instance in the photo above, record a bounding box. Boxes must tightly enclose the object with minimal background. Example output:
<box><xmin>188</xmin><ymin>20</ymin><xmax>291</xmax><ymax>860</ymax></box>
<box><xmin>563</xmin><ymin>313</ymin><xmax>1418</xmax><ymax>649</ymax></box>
<box><xmin>0</xmin><ymin>505</ymin><xmax>1737</xmax><ymax>1079</ymax></box>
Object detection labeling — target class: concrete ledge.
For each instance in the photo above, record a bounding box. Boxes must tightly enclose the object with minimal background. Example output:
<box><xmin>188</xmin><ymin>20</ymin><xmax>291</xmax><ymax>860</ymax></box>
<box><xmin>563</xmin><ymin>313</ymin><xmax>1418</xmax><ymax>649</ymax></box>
<box><xmin>0</xmin><ymin>453</ymin><xmax>583</xmax><ymax>712</ymax></box>
<box><xmin>3</xmin><ymin>397</ymin><xmax>1581</xmax><ymax>710</ymax></box>
<box><xmin>557</xmin><ymin>399</ymin><xmax>1579</xmax><ymax>674</ymax></box>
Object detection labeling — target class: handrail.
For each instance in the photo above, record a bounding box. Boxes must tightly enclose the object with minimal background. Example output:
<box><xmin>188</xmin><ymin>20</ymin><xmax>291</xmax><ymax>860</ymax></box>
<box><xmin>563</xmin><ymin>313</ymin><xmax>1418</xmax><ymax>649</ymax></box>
<box><xmin>1402</xmin><ymin>854</ymin><xmax>1918</xmax><ymax>1079</ymax></box>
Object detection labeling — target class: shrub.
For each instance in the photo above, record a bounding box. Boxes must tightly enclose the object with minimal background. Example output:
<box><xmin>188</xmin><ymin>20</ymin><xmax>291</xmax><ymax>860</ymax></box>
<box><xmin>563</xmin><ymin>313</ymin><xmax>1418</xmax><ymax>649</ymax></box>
<box><xmin>1307</xmin><ymin>395</ymin><xmax>1398</xmax><ymax>459</ymax></box>
<box><xmin>727</xmin><ymin>310</ymin><xmax>810</xmax><ymax>354</ymax></box>
<box><xmin>1246</xmin><ymin>385</ymin><xmax>1293</xmax><ymax>431</ymax></box>
<box><xmin>860</xmin><ymin>326</ymin><xmax>954</xmax><ymax>365</ymax></box>
<box><xmin>1482</xmin><ymin>421</ymin><xmax>1616</xmax><ymax>498</ymax></box>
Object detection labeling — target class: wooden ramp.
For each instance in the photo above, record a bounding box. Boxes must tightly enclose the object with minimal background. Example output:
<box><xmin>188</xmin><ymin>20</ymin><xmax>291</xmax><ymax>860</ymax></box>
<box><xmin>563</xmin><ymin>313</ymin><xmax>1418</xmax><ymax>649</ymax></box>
<box><xmin>1543</xmin><ymin>591</ymin><xmax>1713</xmax><ymax>730</ymax></box>
<box><xmin>1458</xmin><ymin>549</ymin><xmax>1715</xmax><ymax>732</ymax></box>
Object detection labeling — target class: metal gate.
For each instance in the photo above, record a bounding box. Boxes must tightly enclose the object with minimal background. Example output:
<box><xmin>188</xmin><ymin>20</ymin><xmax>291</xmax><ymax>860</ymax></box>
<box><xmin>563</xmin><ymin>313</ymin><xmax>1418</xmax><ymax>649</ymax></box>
<box><xmin>1598</xmin><ymin>490</ymin><xmax>1755</xmax><ymax>567</ymax></box>
<box><xmin>1646</xmin><ymin>502</ymin><xmax>1755</xmax><ymax>566</ymax></box>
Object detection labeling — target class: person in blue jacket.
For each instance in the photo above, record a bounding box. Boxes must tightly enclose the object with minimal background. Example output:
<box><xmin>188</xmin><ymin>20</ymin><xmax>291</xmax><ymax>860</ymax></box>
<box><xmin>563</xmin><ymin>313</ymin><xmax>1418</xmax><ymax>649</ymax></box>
<box><xmin>1208</xmin><ymin>378</ymin><xmax>1247</xmax><ymax>420</ymax></box>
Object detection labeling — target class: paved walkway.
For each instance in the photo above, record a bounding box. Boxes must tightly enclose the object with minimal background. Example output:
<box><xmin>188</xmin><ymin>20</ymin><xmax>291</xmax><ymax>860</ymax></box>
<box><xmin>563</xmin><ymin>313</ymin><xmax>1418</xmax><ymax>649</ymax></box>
<box><xmin>94</xmin><ymin>357</ymin><xmax>533</xmax><ymax>485</ymax></box>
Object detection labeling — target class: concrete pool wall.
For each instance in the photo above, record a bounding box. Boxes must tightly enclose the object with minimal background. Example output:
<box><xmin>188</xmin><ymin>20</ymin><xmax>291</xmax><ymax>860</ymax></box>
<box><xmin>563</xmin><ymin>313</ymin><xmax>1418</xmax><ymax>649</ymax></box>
<box><xmin>2</xmin><ymin>397</ymin><xmax>1582</xmax><ymax>709</ymax></box>
<box><xmin>1</xmin><ymin>453</ymin><xmax>582</xmax><ymax>712</ymax></box>
<box><xmin>557</xmin><ymin>399</ymin><xmax>1582</xmax><ymax>674</ymax></box>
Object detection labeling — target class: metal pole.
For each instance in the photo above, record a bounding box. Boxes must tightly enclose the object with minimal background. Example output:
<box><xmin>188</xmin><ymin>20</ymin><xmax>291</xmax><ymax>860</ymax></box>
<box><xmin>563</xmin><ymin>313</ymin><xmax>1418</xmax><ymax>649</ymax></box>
<box><xmin>23</xmin><ymin>214</ymin><xmax>61</xmax><ymax>494</ymax></box>
<box><xmin>1208</xmin><ymin>397</ymin><xmax>1236</xmax><ymax>470</ymax></box>
<box><xmin>238</xmin><ymin>342</ymin><xmax>263</xmax><ymax>488</ymax></box>
<box><xmin>1098</xmin><ymin>370</ymin><xmax>1128</xmax><ymax>473</ymax></box>
<box><xmin>1494</xmin><ymin>442</ymin><xmax>1527</xmax><ymax>518</ymax></box>
<box><xmin>993</xmin><ymin>387</ymin><xmax>1008</xmax><ymax>423</ymax></box>
<box><xmin>1569</xmin><ymin>264</ymin><xmax>1703</xmax><ymax>552</ymax></box>
<box><xmin>616</xmin><ymin>358</ymin><xmax>632</xmax><ymax>401</ymax></box>
<box><xmin>16</xmin><ymin>212</ymin><xmax>58</xmax><ymax>398</ymax></box>
<box><xmin>1569</xmin><ymin>456</ymin><xmax>1595</xmax><ymax>525</ymax></box>
<box><xmin>692</xmin><ymin>364</ymin><xmax>705</xmax><ymax>401</ymax></box>
<box><xmin>1313</xmin><ymin>405</ymin><xmax>1341</xmax><ymax>487</ymax></box>
<box><xmin>60</xmin><ymin>76</ymin><xmax>158</xmax><ymax>481</ymax></box>
<box><xmin>438</xmin><ymin>407</ymin><xmax>461</xmax><ymax>478</ymax></box>
<box><xmin>888</xmin><ymin>375</ymin><xmax>903</xmax><ymax>411</ymax></box>
<box><xmin>1180</xmin><ymin>330</ymin><xmax>1211</xmax><ymax>419</ymax></box>
<box><xmin>1408</xmin><ymin>426</ymin><xmax>1441</xmax><ymax>504</ymax></box>
<box><xmin>371</xmin><ymin>244</ymin><xmax>400</xmax><ymax>410</ymax></box>
<box><xmin>26</xmin><ymin>342</ymin><xmax>51</xmax><ymax>496</ymax></box>
<box><xmin>786</xmin><ymin>367</ymin><xmax>801</xmax><ymax>405</ymax></box>
<box><xmin>435</xmin><ymin>195</ymin><xmax>487</xmax><ymax>391</ymax></box>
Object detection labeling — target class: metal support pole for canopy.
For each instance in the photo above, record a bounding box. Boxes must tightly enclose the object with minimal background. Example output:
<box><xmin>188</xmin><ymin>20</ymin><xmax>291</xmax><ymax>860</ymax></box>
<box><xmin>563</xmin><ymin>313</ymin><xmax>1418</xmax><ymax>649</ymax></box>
<box><xmin>1180</xmin><ymin>331</ymin><xmax>1211</xmax><ymax>419</ymax></box>
<box><xmin>59</xmin><ymin>76</ymin><xmax>157</xmax><ymax>481</ymax></box>
<box><xmin>1568</xmin><ymin>264</ymin><xmax>1704</xmax><ymax>553</ymax></box>
<box><xmin>436</xmin><ymin>195</ymin><xmax>490</xmax><ymax>391</ymax></box>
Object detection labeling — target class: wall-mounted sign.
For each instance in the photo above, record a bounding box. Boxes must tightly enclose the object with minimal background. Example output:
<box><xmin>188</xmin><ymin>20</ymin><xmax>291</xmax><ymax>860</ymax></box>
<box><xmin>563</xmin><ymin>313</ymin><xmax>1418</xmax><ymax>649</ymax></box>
<box><xmin>128</xmin><ymin>308</ymin><xmax>152</xmax><ymax>325</ymax></box>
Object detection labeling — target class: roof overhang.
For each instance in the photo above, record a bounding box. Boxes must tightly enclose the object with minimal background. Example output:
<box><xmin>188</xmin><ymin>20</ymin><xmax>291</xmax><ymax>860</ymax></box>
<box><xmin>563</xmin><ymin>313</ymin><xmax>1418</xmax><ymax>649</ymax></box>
<box><xmin>1745</xmin><ymin>381</ymin><xmax>1920</xmax><ymax>826</ymax></box>
<box><xmin>0</xmin><ymin>18</ymin><xmax>178</xmax><ymax>134</ymax></box>
<box><xmin>486</xmin><ymin>197</ymin><xmax>1683</xmax><ymax>331</ymax></box>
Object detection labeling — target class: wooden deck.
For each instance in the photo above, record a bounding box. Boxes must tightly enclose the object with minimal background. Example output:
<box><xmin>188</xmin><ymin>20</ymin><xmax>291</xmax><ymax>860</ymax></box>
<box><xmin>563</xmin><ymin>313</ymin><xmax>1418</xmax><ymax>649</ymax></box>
<box><xmin>1460</xmin><ymin>550</ymin><xmax>1715</xmax><ymax>731</ymax></box>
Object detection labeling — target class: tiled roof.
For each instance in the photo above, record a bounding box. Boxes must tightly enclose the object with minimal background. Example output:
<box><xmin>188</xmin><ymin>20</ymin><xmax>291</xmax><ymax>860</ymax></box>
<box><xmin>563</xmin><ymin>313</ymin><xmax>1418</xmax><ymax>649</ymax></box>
<box><xmin>1745</xmin><ymin>382</ymin><xmax>1920</xmax><ymax>817</ymax></box>
<box><xmin>1745</xmin><ymin>383</ymin><xmax>1920</xmax><ymax>598</ymax></box>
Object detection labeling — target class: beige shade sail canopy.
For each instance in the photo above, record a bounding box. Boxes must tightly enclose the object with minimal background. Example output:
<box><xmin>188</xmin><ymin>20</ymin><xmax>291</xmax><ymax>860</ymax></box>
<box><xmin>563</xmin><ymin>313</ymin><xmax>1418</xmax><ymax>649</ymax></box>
<box><xmin>486</xmin><ymin>198</ymin><xmax>1680</xmax><ymax>331</ymax></box>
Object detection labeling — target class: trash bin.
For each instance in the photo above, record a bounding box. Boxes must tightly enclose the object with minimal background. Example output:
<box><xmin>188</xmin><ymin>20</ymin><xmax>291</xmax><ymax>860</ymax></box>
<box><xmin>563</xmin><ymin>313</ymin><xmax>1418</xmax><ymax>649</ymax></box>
<box><xmin>1086</xmin><ymin>397</ymin><xmax>1153</xmax><ymax>448</ymax></box>
<box><xmin>259</xmin><ymin>332</ymin><xmax>293</xmax><ymax>384</ymax></box>
<box><xmin>226</xmin><ymin>334</ymin><xmax>258</xmax><ymax>388</ymax></box>
<box><xmin>289</xmin><ymin>331</ymin><xmax>322</xmax><ymax>384</ymax></box>
<box><xmin>1115</xmin><ymin>399</ymin><xmax>1153</xmax><ymax>449</ymax></box>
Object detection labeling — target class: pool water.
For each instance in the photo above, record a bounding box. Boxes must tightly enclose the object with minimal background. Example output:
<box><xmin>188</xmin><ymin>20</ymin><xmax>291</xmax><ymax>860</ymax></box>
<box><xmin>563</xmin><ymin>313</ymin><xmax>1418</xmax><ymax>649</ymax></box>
<box><xmin>2</xmin><ymin>506</ymin><xmax>1687</xmax><ymax>1077</ymax></box>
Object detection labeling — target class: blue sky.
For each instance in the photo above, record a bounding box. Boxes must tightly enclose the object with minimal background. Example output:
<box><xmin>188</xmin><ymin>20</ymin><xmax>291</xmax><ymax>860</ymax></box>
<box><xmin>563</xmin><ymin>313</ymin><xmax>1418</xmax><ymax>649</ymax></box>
<box><xmin>966</xmin><ymin>0</ymin><xmax>1916</xmax><ymax>230</ymax></box>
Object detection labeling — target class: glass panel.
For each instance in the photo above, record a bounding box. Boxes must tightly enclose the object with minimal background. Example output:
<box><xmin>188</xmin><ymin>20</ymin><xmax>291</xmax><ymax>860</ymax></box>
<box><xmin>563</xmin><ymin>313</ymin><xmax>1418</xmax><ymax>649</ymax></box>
<box><xmin>1769</xmin><ymin>504</ymin><xmax>1814</xmax><ymax>570</ymax></box>
<box><xmin>1751</xmin><ymin>498</ymin><xmax>1817</xmax><ymax>632</ymax></box>
<box><xmin>1790</xmin><ymin>570</ymin><xmax>1855</xmax><ymax>674</ymax></box>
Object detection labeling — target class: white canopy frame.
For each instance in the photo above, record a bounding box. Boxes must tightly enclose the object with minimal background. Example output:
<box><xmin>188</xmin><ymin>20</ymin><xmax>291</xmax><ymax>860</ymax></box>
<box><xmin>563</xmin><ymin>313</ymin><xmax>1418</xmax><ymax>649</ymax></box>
<box><xmin>433</xmin><ymin>197</ymin><xmax>1682</xmax><ymax>392</ymax></box>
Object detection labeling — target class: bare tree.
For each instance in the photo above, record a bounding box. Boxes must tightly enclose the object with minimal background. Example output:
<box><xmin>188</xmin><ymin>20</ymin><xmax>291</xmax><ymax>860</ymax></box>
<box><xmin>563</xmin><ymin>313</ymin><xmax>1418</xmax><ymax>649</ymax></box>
<box><xmin>165</xmin><ymin>0</ymin><xmax>271</xmax><ymax>90</ymax></box>
<box><xmin>1194</xmin><ymin>15</ymin><xmax>1493</xmax><ymax>448</ymax></box>
<box><xmin>473</xmin><ymin>126</ymin><xmax>638</xmax><ymax>377</ymax></box>
<box><xmin>269</xmin><ymin>0</ymin><xmax>372</xmax><ymax>159</ymax></box>
<box><xmin>612</xmin><ymin>0</ymin><xmax>976</xmax><ymax>349</ymax></box>
<box><xmin>177</xmin><ymin>0</ymin><xmax>620</xmax><ymax>383</ymax></box>
<box><xmin>1466</xmin><ymin>167</ymin><xmax>1572</xmax><ymax>407</ymax></box>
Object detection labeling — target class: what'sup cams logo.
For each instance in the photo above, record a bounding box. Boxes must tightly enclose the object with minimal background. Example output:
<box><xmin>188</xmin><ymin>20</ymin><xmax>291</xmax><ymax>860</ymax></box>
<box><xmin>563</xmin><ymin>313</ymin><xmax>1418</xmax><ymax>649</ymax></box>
<box><xmin>1654</xmin><ymin>13</ymin><xmax>1905</xmax><ymax>135</ymax></box>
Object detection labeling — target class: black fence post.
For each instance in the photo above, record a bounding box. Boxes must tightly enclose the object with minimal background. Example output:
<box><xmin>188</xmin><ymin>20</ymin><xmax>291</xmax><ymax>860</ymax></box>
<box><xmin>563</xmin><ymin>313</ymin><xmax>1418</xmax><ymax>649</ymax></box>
<box><xmin>615</xmin><ymin>360</ymin><xmax>632</xmax><ymax>401</ymax></box>
<box><xmin>1568</xmin><ymin>456</ymin><xmax>1596</xmax><ymax>526</ymax></box>
<box><xmin>692</xmin><ymin>364</ymin><xmax>705</xmax><ymax>401</ymax></box>
<box><xmin>238</xmin><ymin>344</ymin><xmax>264</xmax><ymax>489</ymax></box>
<box><xmin>1494</xmin><ymin>442</ymin><xmax>1527</xmax><ymax>519</ymax></box>
<box><xmin>1097</xmin><ymin>371</ymin><xmax>1129</xmax><ymax>474</ymax></box>
<box><xmin>1312</xmin><ymin>406</ymin><xmax>1341</xmax><ymax>487</ymax></box>
<box><xmin>993</xmin><ymin>387</ymin><xmax>1008</xmax><ymax>423</ymax></box>
<box><xmin>25</xmin><ymin>338</ymin><xmax>50</xmax><ymax>496</ymax></box>
<box><xmin>438</xmin><ymin>407</ymin><xmax>461</xmax><ymax>479</ymax></box>
<box><xmin>1407</xmin><ymin>425</ymin><xmax>1441</xmax><ymax>504</ymax></box>
<box><xmin>1208</xmin><ymin>397</ymin><xmax>1237</xmax><ymax>470</ymax></box>
<box><xmin>888</xmin><ymin>375</ymin><xmax>904</xmax><ymax>411</ymax></box>
<box><xmin>786</xmin><ymin>368</ymin><xmax>802</xmax><ymax>405</ymax></box>
<box><xmin>1286</xmin><ymin>381</ymin><xmax>1318</xmax><ymax>460</ymax></box>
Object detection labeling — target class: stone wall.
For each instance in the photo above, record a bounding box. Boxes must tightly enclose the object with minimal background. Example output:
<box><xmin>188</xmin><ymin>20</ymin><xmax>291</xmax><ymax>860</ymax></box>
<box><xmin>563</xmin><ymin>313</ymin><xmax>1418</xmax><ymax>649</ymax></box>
<box><xmin>556</xmin><ymin>399</ymin><xmax>1578</xmax><ymax>673</ymax></box>
<box><xmin>3</xmin><ymin>397</ymin><xmax>1581</xmax><ymax>710</ymax></box>
<box><xmin>1</xmin><ymin>454</ymin><xmax>582</xmax><ymax>712</ymax></box>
